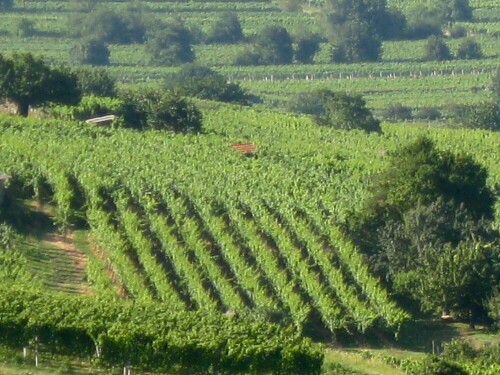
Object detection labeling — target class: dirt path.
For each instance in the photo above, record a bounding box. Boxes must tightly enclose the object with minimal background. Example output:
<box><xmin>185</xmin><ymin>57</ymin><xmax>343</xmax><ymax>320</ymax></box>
<box><xmin>40</xmin><ymin>230</ymin><xmax>92</xmax><ymax>296</ymax></box>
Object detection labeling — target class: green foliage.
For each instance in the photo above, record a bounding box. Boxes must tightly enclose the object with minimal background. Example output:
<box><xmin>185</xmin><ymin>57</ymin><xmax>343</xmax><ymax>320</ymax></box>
<box><xmin>414</xmin><ymin>107</ymin><xmax>442</xmax><ymax>121</ymax></box>
<box><xmin>412</xmin><ymin>356</ymin><xmax>467</xmax><ymax>375</ymax></box>
<box><xmin>294</xmin><ymin>33</ymin><xmax>321</xmax><ymax>64</ymax></box>
<box><xmin>120</xmin><ymin>89</ymin><xmax>202</xmax><ymax>132</ymax></box>
<box><xmin>464</xmin><ymin>102</ymin><xmax>500</xmax><ymax>130</ymax></box>
<box><xmin>0</xmin><ymin>53</ymin><xmax>81</xmax><ymax>116</ymax></box>
<box><xmin>456</xmin><ymin>38</ymin><xmax>483</xmax><ymax>60</ymax></box>
<box><xmin>314</xmin><ymin>90</ymin><xmax>381</xmax><ymax>132</ymax></box>
<box><xmin>52</xmin><ymin>95</ymin><xmax>124</xmax><ymax>122</ymax></box>
<box><xmin>166</xmin><ymin>64</ymin><xmax>251</xmax><ymax>104</ymax></box>
<box><xmin>324</xmin><ymin>0</ymin><xmax>403</xmax><ymax>62</ymax></box>
<box><xmin>73</xmin><ymin>67</ymin><xmax>116</xmax><ymax>97</ymax></box>
<box><xmin>70</xmin><ymin>39</ymin><xmax>110</xmax><ymax>66</ymax></box>
<box><xmin>382</xmin><ymin>103</ymin><xmax>413</xmax><ymax>122</ymax></box>
<box><xmin>0</xmin><ymin>285</ymin><xmax>324</xmax><ymax>374</ymax></box>
<box><xmin>71</xmin><ymin>6</ymin><xmax>146</xmax><ymax>44</ymax></box>
<box><xmin>350</xmin><ymin>137</ymin><xmax>498</xmax><ymax>319</ymax></box>
<box><xmin>206</xmin><ymin>12</ymin><xmax>243</xmax><ymax>44</ymax></box>
<box><xmin>146</xmin><ymin>20</ymin><xmax>194</xmax><ymax>66</ymax></box>
<box><xmin>254</xmin><ymin>25</ymin><xmax>294</xmax><ymax>65</ymax></box>
<box><xmin>0</xmin><ymin>0</ymin><xmax>12</xmax><ymax>10</ymax></box>
<box><xmin>424</xmin><ymin>36</ymin><xmax>453</xmax><ymax>61</ymax></box>
<box><xmin>16</xmin><ymin>19</ymin><xmax>36</xmax><ymax>38</ymax></box>
<box><xmin>492</xmin><ymin>72</ymin><xmax>500</xmax><ymax>104</ymax></box>
<box><xmin>487</xmin><ymin>287</ymin><xmax>500</xmax><ymax>325</ymax></box>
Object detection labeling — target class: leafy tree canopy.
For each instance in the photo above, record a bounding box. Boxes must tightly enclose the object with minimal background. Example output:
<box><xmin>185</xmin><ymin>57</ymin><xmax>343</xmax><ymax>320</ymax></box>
<box><xmin>349</xmin><ymin>137</ymin><xmax>498</xmax><ymax>322</ymax></box>
<box><xmin>0</xmin><ymin>53</ymin><xmax>81</xmax><ymax>116</ymax></box>
<box><xmin>255</xmin><ymin>25</ymin><xmax>293</xmax><ymax>65</ymax></box>
<box><xmin>70</xmin><ymin>6</ymin><xmax>146</xmax><ymax>44</ymax></box>
<box><xmin>206</xmin><ymin>12</ymin><xmax>243</xmax><ymax>44</ymax></box>
<box><xmin>146</xmin><ymin>20</ymin><xmax>194</xmax><ymax>66</ymax></box>
<box><xmin>0</xmin><ymin>0</ymin><xmax>13</xmax><ymax>11</ymax></box>
<box><xmin>456</xmin><ymin>38</ymin><xmax>483</xmax><ymax>60</ymax></box>
<box><xmin>70</xmin><ymin>39</ymin><xmax>110</xmax><ymax>66</ymax></box>
<box><xmin>312</xmin><ymin>90</ymin><xmax>381</xmax><ymax>132</ymax></box>
<box><xmin>119</xmin><ymin>89</ymin><xmax>202</xmax><ymax>132</ymax></box>
<box><xmin>424</xmin><ymin>36</ymin><xmax>453</xmax><ymax>61</ymax></box>
<box><xmin>73</xmin><ymin>67</ymin><xmax>116</xmax><ymax>97</ymax></box>
<box><xmin>166</xmin><ymin>64</ymin><xmax>251</xmax><ymax>105</ymax></box>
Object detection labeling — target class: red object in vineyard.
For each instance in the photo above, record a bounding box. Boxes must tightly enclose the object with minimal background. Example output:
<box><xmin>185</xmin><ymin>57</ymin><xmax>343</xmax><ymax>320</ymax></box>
<box><xmin>230</xmin><ymin>142</ymin><xmax>256</xmax><ymax>155</ymax></box>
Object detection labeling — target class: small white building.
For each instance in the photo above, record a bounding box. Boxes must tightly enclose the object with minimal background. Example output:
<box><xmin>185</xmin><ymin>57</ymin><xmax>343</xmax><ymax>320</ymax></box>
<box><xmin>0</xmin><ymin>174</ymin><xmax>10</xmax><ymax>205</ymax></box>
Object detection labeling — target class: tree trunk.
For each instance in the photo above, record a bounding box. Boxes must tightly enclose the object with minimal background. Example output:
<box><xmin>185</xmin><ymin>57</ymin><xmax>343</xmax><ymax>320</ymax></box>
<box><xmin>15</xmin><ymin>102</ymin><xmax>29</xmax><ymax>117</ymax></box>
<box><xmin>469</xmin><ymin>309</ymin><xmax>475</xmax><ymax>329</ymax></box>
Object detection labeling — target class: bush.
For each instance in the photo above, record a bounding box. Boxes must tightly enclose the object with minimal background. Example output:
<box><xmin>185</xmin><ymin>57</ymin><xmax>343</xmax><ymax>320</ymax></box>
<box><xmin>255</xmin><ymin>25</ymin><xmax>293</xmax><ymax>65</ymax></box>
<box><xmin>119</xmin><ymin>90</ymin><xmax>202</xmax><ymax>132</ymax></box>
<box><xmin>441</xmin><ymin>339</ymin><xmax>477</xmax><ymax>362</ymax></box>
<box><xmin>234</xmin><ymin>49</ymin><xmax>263</xmax><ymax>66</ymax></box>
<box><xmin>16</xmin><ymin>19</ymin><xmax>36</xmax><ymax>37</ymax></box>
<box><xmin>166</xmin><ymin>64</ymin><xmax>251</xmax><ymax>104</ymax></box>
<box><xmin>71</xmin><ymin>7</ymin><xmax>146</xmax><ymax>44</ymax></box>
<box><xmin>414</xmin><ymin>107</ymin><xmax>442</xmax><ymax>121</ymax></box>
<box><xmin>206</xmin><ymin>12</ymin><xmax>243</xmax><ymax>44</ymax></box>
<box><xmin>294</xmin><ymin>34</ymin><xmax>321</xmax><ymax>64</ymax></box>
<box><xmin>312</xmin><ymin>90</ymin><xmax>381</xmax><ymax>132</ymax></box>
<box><xmin>70</xmin><ymin>39</ymin><xmax>110</xmax><ymax>66</ymax></box>
<box><xmin>73</xmin><ymin>67</ymin><xmax>116</xmax><ymax>97</ymax></box>
<box><xmin>288</xmin><ymin>91</ymin><xmax>328</xmax><ymax>116</ymax></box>
<box><xmin>0</xmin><ymin>0</ymin><xmax>13</xmax><ymax>10</ymax></box>
<box><xmin>382</xmin><ymin>103</ymin><xmax>413</xmax><ymax>122</ymax></box>
<box><xmin>146</xmin><ymin>20</ymin><xmax>194</xmax><ymax>66</ymax></box>
<box><xmin>330</xmin><ymin>21</ymin><xmax>382</xmax><ymax>63</ymax></box>
<box><xmin>456</xmin><ymin>38</ymin><xmax>483</xmax><ymax>60</ymax></box>
<box><xmin>447</xmin><ymin>24</ymin><xmax>467</xmax><ymax>38</ymax></box>
<box><xmin>413</xmin><ymin>356</ymin><xmax>467</xmax><ymax>375</ymax></box>
<box><xmin>424</xmin><ymin>36</ymin><xmax>453</xmax><ymax>61</ymax></box>
<box><xmin>51</xmin><ymin>95</ymin><xmax>124</xmax><ymax>122</ymax></box>
<box><xmin>463</xmin><ymin>102</ymin><xmax>500</xmax><ymax>130</ymax></box>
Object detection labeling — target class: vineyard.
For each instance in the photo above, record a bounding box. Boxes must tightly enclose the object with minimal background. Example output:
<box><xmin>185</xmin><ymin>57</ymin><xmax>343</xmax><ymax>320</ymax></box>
<box><xmin>0</xmin><ymin>0</ymin><xmax>500</xmax><ymax>374</ymax></box>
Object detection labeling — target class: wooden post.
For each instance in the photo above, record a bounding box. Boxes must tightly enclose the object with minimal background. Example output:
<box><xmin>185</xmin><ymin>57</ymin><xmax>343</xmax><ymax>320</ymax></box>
<box><xmin>34</xmin><ymin>336</ymin><xmax>39</xmax><ymax>367</ymax></box>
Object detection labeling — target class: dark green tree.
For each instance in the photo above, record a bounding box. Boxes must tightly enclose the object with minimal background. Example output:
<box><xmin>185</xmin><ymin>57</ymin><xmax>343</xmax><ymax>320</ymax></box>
<box><xmin>17</xmin><ymin>19</ymin><xmax>36</xmax><ymax>37</ymax></box>
<box><xmin>255</xmin><ymin>25</ymin><xmax>293</xmax><ymax>65</ymax></box>
<box><xmin>382</xmin><ymin>103</ymin><xmax>412</xmax><ymax>121</ymax></box>
<box><xmin>70</xmin><ymin>7</ymin><xmax>145</xmax><ymax>44</ymax></box>
<box><xmin>119</xmin><ymin>89</ymin><xmax>202</xmax><ymax>132</ymax></box>
<box><xmin>166</xmin><ymin>64</ymin><xmax>250</xmax><ymax>104</ymax></box>
<box><xmin>70</xmin><ymin>39</ymin><xmax>110</xmax><ymax>66</ymax></box>
<box><xmin>73</xmin><ymin>67</ymin><xmax>116</xmax><ymax>97</ymax></box>
<box><xmin>424</xmin><ymin>36</ymin><xmax>453</xmax><ymax>61</ymax></box>
<box><xmin>146</xmin><ymin>20</ymin><xmax>194</xmax><ymax>66</ymax></box>
<box><xmin>206</xmin><ymin>12</ymin><xmax>243</xmax><ymax>44</ymax></box>
<box><xmin>349</xmin><ymin>138</ymin><xmax>498</xmax><ymax>323</ymax></box>
<box><xmin>463</xmin><ymin>102</ymin><xmax>500</xmax><ymax>131</ymax></box>
<box><xmin>0</xmin><ymin>53</ymin><xmax>81</xmax><ymax>116</ymax></box>
<box><xmin>456</xmin><ymin>38</ymin><xmax>483</xmax><ymax>60</ymax></box>
<box><xmin>294</xmin><ymin>34</ymin><xmax>321</xmax><ymax>64</ymax></box>
<box><xmin>324</xmin><ymin>0</ymin><xmax>405</xmax><ymax>62</ymax></box>
<box><xmin>0</xmin><ymin>0</ymin><xmax>13</xmax><ymax>10</ymax></box>
<box><xmin>302</xmin><ymin>90</ymin><xmax>381</xmax><ymax>132</ymax></box>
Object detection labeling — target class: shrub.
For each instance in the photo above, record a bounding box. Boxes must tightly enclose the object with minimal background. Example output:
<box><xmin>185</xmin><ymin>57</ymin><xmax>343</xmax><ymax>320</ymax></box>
<box><xmin>70</xmin><ymin>39</ymin><xmax>110</xmax><ymax>66</ymax></box>
<box><xmin>382</xmin><ymin>103</ymin><xmax>413</xmax><ymax>121</ymax></box>
<box><xmin>314</xmin><ymin>90</ymin><xmax>381</xmax><ymax>132</ymax></box>
<box><xmin>255</xmin><ymin>25</ymin><xmax>293</xmax><ymax>65</ymax></box>
<box><xmin>119</xmin><ymin>90</ymin><xmax>202</xmax><ymax>132</ymax></box>
<box><xmin>234</xmin><ymin>49</ymin><xmax>263</xmax><ymax>66</ymax></box>
<box><xmin>456</xmin><ymin>38</ymin><xmax>483</xmax><ymax>60</ymax></box>
<box><xmin>448</xmin><ymin>24</ymin><xmax>467</xmax><ymax>38</ymax></box>
<box><xmin>463</xmin><ymin>102</ymin><xmax>500</xmax><ymax>130</ymax></box>
<box><xmin>413</xmin><ymin>356</ymin><xmax>467</xmax><ymax>375</ymax></box>
<box><xmin>294</xmin><ymin>34</ymin><xmax>321</xmax><ymax>64</ymax></box>
<box><xmin>414</xmin><ymin>107</ymin><xmax>442</xmax><ymax>121</ymax></box>
<box><xmin>146</xmin><ymin>20</ymin><xmax>194</xmax><ymax>66</ymax></box>
<box><xmin>16</xmin><ymin>19</ymin><xmax>36</xmax><ymax>37</ymax></box>
<box><xmin>206</xmin><ymin>12</ymin><xmax>243</xmax><ymax>44</ymax></box>
<box><xmin>166</xmin><ymin>64</ymin><xmax>251</xmax><ymax>104</ymax></box>
<box><xmin>0</xmin><ymin>0</ymin><xmax>13</xmax><ymax>11</ymax></box>
<box><xmin>424</xmin><ymin>36</ymin><xmax>453</xmax><ymax>61</ymax></box>
<box><xmin>73</xmin><ymin>67</ymin><xmax>116</xmax><ymax>97</ymax></box>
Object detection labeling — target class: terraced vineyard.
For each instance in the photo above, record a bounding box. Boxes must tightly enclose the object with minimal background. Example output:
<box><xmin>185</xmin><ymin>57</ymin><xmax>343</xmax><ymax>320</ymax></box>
<box><xmin>0</xmin><ymin>0</ymin><xmax>499</xmax><ymax>111</ymax></box>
